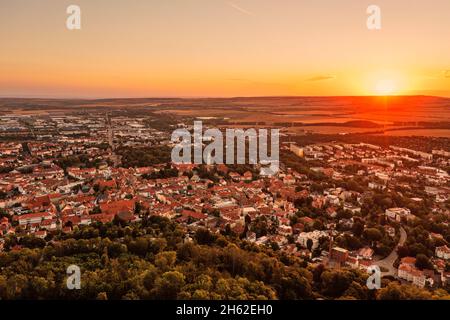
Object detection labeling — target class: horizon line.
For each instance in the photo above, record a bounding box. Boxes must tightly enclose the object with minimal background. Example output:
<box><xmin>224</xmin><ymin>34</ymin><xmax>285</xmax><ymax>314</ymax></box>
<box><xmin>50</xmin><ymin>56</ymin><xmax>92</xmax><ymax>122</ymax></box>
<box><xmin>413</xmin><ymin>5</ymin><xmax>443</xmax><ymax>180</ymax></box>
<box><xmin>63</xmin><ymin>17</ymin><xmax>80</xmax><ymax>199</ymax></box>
<box><xmin>0</xmin><ymin>94</ymin><xmax>449</xmax><ymax>101</ymax></box>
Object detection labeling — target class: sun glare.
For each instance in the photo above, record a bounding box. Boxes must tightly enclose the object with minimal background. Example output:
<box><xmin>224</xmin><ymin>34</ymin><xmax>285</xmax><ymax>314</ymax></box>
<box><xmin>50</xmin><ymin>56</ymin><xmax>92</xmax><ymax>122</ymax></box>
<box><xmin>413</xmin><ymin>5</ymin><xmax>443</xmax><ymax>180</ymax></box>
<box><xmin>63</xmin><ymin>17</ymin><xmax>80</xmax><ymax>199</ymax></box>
<box><xmin>375</xmin><ymin>79</ymin><xmax>396</xmax><ymax>95</ymax></box>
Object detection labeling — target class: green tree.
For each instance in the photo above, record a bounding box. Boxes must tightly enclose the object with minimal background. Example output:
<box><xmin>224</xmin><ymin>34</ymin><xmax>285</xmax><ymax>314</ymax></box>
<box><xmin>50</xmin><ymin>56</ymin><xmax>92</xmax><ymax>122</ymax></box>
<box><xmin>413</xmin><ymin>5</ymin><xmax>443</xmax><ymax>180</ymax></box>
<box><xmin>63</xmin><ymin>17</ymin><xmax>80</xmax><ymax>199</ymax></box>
<box><xmin>153</xmin><ymin>271</ymin><xmax>186</xmax><ymax>299</ymax></box>
<box><xmin>415</xmin><ymin>254</ymin><xmax>433</xmax><ymax>270</ymax></box>
<box><xmin>363</xmin><ymin>228</ymin><xmax>382</xmax><ymax>242</ymax></box>
<box><xmin>306</xmin><ymin>239</ymin><xmax>314</xmax><ymax>252</ymax></box>
<box><xmin>155</xmin><ymin>251</ymin><xmax>177</xmax><ymax>271</ymax></box>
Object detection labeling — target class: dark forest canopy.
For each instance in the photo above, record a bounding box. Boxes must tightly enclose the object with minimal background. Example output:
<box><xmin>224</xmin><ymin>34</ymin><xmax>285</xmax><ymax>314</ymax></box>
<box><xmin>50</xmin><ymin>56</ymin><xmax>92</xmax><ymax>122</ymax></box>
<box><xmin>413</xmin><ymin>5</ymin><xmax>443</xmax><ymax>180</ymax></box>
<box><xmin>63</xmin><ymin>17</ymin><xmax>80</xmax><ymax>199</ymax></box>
<box><xmin>1</xmin><ymin>217</ymin><xmax>447</xmax><ymax>300</ymax></box>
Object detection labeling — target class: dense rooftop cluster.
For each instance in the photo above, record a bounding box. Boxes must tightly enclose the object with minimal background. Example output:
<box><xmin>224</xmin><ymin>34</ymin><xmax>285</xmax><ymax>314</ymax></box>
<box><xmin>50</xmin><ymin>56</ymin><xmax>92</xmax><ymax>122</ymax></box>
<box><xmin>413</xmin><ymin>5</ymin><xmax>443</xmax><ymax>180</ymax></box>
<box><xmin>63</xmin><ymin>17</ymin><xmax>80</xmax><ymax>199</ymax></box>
<box><xmin>0</xmin><ymin>111</ymin><xmax>449</xmax><ymax>299</ymax></box>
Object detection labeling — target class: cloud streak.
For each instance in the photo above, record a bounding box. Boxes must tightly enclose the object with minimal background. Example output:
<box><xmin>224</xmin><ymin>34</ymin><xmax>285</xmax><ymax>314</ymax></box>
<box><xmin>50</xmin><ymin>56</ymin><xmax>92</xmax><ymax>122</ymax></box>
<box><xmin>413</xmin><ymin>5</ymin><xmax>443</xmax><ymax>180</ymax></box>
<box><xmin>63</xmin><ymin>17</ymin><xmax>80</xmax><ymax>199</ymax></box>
<box><xmin>305</xmin><ymin>75</ymin><xmax>336</xmax><ymax>82</ymax></box>
<box><xmin>226</xmin><ymin>1</ymin><xmax>254</xmax><ymax>16</ymax></box>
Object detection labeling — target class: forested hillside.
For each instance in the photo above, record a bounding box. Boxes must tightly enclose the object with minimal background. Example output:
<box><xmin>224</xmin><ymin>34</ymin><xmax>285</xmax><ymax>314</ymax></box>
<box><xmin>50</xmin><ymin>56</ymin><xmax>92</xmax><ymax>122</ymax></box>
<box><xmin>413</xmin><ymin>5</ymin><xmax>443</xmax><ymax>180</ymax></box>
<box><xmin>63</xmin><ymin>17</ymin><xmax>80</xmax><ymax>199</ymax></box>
<box><xmin>1</xmin><ymin>216</ymin><xmax>447</xmax><ymax>300</ymax></box>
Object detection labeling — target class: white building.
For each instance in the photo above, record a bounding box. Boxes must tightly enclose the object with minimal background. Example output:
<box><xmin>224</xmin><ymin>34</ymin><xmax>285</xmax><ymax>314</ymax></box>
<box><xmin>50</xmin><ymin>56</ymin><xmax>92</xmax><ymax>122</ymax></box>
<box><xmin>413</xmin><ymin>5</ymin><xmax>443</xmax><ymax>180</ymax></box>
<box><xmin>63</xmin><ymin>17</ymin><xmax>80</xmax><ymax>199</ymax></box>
<box><xmin>385</xmin><ymin>207</ymin><xmax>411</xmax><ymax>222</ymax></box>
<box><xmin>436</xmin><ymin>245</ymin><xmax>450</xmax><ymax>260</ymax></box>
<box><xmin>398</xmin><ymin>264</ymin><xmax>426</xmax><ymax>288</ymax></box>
<box><xmin>16</xmin><ymin>212</ymin><xmax>53</xmax><ymax>226</ymax></box>
<box><xmin>297</xmin><ymin>230</ymin><xmax>328</xmax><ymax>251</ymax></box>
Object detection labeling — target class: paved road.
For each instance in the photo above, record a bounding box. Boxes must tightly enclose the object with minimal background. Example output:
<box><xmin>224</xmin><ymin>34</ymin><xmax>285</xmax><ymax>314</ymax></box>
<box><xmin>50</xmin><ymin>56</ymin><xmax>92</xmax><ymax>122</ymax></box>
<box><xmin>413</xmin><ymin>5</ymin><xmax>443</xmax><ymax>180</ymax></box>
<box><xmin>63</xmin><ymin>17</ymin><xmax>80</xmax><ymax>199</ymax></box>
<box><xmin>373</xmin><ymin>227</ymin><xmax>407</xmax><ymax>276</ymax></box>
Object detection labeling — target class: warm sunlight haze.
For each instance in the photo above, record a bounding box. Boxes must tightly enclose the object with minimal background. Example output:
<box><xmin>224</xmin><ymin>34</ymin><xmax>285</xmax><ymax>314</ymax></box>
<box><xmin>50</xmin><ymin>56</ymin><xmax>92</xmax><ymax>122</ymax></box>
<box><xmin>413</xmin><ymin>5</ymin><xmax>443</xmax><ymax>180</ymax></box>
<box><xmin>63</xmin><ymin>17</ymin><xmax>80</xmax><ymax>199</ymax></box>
<box><xmin>0</xmin><ymin>0</ymin><xmax>450</xmax><ymax>308</ymax></box>
<box><xmin>0</xmin><ymin>0</ymin><xmax>449</xmax><ymax>98</ymax></box>
<box><xmin>375</xmin><ymin>80</ymin><xmax>396</xmax><ymax>96</ymax></box>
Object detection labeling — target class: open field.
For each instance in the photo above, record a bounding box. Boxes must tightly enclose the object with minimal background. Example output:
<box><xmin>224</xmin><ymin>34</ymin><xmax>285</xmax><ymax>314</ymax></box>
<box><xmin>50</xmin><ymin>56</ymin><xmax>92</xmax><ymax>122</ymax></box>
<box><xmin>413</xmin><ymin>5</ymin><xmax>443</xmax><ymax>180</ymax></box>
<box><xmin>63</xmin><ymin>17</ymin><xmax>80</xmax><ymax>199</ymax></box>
<box><xmin>375</xmin><ymin>129</ymin><xmax>450</xmax><ymax>138</ymax></box>
<box><xmin>1</xmin><ymin>96</ymin><xmax>449</xmax><ymax>137</ymax></box>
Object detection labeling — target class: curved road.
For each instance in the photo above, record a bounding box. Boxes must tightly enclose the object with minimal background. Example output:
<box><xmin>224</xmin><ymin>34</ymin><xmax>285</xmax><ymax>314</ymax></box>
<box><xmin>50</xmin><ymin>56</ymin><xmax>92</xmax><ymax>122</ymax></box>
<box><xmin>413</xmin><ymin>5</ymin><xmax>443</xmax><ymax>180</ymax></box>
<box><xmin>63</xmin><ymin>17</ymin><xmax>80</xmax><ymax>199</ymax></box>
<box><xmin>373</xmin><ymin>227</ymin><xmax>407</xmax><ymax>276</ymax></box>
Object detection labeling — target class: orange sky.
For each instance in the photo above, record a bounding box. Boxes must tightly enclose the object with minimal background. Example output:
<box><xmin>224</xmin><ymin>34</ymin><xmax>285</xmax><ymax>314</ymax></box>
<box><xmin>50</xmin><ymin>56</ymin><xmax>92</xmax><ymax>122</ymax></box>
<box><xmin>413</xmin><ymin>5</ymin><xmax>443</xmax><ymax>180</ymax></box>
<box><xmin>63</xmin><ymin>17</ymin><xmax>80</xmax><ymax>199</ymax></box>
<box><xmin>1</xmin><ymin>0</ymin><xmax>449</xmax><ymax>98</ymax></box>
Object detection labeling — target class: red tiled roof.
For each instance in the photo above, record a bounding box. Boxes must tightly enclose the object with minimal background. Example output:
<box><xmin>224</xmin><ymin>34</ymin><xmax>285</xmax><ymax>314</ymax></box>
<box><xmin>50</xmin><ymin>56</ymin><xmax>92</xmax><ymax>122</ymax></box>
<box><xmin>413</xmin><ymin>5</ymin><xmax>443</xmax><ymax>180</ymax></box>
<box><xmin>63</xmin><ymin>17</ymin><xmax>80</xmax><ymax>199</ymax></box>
<box><xmin>13</xmin><ymin>212</ymin><xmax>52</xmax><ymax>221</ymax></box>
<box><xmin>401</xmin><ymin>257</ymin><xmax>417</xmax><ymax>265</ymax></box>
<box><xmin>90</xmin><ymin>213</ymin><xmax>115</xmax><ymax>223</ymax></box>
<box><xmin>97</xmin><ymin>179</ymin><xmax>117</xmax><ymax>189</ymax></box>
<box><xmin>100</xmin><ymin>199</ymin><xmax>135</xmax><ymax>216</ymax></box>
<box><xmin>181</xmin><ymin>210</ymin><xmax>207</xmax><ymax>220</ymax></box>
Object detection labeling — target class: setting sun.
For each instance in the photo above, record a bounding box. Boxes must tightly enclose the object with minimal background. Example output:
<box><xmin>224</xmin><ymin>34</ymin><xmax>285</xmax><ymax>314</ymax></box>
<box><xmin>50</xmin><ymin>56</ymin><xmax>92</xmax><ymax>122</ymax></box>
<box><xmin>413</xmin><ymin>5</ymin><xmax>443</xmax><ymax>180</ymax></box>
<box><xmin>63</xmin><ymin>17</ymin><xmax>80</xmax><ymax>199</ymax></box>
<box><xmin>375</xmin><ymin>79</ymin><xmax>396</xmax><ymax>95</ymax></box>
